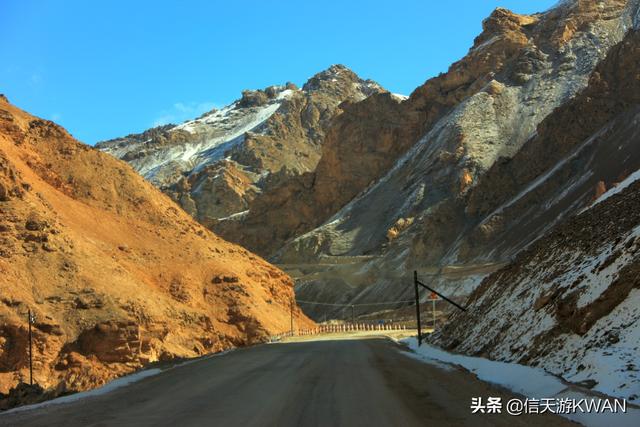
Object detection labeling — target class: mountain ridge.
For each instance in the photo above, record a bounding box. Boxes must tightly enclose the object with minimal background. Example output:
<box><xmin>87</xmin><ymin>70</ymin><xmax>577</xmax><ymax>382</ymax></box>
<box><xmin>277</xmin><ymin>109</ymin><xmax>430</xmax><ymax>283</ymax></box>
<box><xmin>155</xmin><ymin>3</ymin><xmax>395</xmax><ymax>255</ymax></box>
<box><xmin>97</xmin><ymin>64</ymin><xmax>386</xmax><ymax>227</ymax></box>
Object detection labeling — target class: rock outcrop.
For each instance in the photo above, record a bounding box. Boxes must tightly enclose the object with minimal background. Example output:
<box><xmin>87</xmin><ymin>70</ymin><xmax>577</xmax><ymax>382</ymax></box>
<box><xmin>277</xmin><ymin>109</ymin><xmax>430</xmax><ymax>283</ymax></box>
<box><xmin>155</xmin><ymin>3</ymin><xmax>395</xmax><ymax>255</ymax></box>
<box><xmin>0</xmin><ymin>97</ymin><xmax>313</xmax><ymax>403</ymax></box>
<box><xmin>97</xmin><ymin>65</ymin><xmax>385</xmax><ymax>227</ymax></box>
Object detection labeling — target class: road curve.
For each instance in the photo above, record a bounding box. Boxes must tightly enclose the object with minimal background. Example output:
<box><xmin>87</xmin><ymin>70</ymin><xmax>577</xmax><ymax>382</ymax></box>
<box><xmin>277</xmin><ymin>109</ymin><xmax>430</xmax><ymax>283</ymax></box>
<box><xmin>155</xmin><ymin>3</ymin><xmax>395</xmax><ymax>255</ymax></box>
<box><xmin>0</xmin><ymin>338</ymin><xmax>574</xmax><ymax>427</ymax></box>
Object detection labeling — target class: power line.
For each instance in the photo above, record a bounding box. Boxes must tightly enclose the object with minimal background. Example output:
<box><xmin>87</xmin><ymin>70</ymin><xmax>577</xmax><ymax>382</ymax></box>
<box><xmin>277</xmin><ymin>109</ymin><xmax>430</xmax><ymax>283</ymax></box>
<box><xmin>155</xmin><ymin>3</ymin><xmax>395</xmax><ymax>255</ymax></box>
<box><xmin>296</xmin><ymin>299</ymin><xmax>415</xmax><ymax>307</ymax></box>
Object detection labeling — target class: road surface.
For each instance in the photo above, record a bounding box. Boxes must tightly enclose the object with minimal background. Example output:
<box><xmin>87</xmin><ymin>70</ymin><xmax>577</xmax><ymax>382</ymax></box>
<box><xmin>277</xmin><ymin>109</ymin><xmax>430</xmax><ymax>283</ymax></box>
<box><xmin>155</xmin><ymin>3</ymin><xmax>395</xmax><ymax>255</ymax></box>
<box><xmin>0</xmin><ymin>338</ymin><xmax>575</xmax><ymax>427</ymax></box>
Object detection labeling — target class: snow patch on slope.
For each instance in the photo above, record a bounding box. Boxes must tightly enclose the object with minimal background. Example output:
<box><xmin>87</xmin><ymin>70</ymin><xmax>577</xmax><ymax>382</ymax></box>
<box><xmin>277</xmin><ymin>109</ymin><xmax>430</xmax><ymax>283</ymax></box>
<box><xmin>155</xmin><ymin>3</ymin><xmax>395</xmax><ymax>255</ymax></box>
<box><xmin>591</xmin><ymin>168</ymin><xmax>640</xmax><ymax>208</ymax></box>
<box><xmin>435</xmin><ymin>214</ymin><xmax>640</xmax><ymax>402</ymax></box>
<box><xmin>146</xmin><ymin>99</ymin><xmax>287</xmax><ymax>179</ymax></box>
<box><xmin>101</xmin><ymin>88</ymin><xmax>295</xmax><ymax>185</ymax></box>
<box><xmin>390</xmin><ymin>93</ymin><xmax>408</xmax><ymax>101</ymax></box>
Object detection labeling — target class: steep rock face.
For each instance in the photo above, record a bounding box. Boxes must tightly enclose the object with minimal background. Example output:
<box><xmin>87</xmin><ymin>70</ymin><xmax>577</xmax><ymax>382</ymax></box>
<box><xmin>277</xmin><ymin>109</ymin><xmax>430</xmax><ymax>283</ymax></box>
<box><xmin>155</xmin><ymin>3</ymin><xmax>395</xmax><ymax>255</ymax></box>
<box><xmin>97</xmin><ymin>65</ymin><xmax>385</xmax><ymax>225</ymax></box>
<box><xmin>214</xmin><ymin>92</ymin><xmax>418</xmax><ymax>255</ymax></box>
<box><xmin>0</xmin><ymin>98</ymin><xmax>313</xmax><ymax>398</ymax></box>
<box><xmin>167</xmin><ymin>160</ymin><xmax>258</xmax><ymax>227</ymax></box>
<box><xmin>260</xmin><ymin>0</ymin><xmax>640</xmax><ymax>313</ymax></box>
<box><xmin>218</xmin><ymin>1</ymin><xmax>636</xmax><ymax>260</ymax></box>
<box><xmin>425</xmin><ymin>31</ymin><xmax>640</xmax><ymax>400</ymax></box>
<box><xmin>432</xmin><ymin>177</ymin><xmax>640</xmax><ymax>402</ymax></box>
<box><xmin>213</xmin><ymin>6</ymin><xmax>542</xmax><ymax>255</ymax></box>
<box><xmin>453</xmin><ymin>28</ymin><xmax>640</xmax><ymax>262</ymax></box>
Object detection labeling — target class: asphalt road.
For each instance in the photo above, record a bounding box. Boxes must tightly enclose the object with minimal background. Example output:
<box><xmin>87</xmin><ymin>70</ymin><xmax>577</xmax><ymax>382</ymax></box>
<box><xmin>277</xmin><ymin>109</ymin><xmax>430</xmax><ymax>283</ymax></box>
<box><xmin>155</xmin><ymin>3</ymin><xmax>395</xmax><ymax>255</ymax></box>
<box><xmin>0</xmin><ymin>338</ymin><xmax>575</xmax><ymax>427</ymax></box>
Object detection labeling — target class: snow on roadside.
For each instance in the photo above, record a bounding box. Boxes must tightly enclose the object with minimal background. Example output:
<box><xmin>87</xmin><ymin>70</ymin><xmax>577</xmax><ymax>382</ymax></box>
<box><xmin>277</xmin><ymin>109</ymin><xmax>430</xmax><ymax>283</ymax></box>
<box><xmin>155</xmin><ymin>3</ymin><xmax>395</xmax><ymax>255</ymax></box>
<box><xmin>400</xmin><ymin>338</ymin><xmax>640</xmax><ymax>427</ymax></box>
<box><xmin>401</xmin><ymin>337</ymin><xmax>566</xmax><ymax>396</ymax></box>
<box><xmin>1</xmin><ymin>349</ymin><xmax>235</xmax><ymax>415</ymax></box>
<box><xmin>1</xmin><ymin>368</ymin><xmax>161</xmax><ymax>415</ymax></box>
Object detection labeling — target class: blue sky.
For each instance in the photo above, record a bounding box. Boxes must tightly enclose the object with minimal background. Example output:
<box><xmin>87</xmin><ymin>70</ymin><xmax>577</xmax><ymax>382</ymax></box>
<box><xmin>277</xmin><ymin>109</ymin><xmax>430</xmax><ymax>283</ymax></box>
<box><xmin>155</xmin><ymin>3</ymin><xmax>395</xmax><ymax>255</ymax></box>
<box><xmin>1</xmin><ymin>0</ymin><xmax>557</xmax><ymax>145</ymax></box>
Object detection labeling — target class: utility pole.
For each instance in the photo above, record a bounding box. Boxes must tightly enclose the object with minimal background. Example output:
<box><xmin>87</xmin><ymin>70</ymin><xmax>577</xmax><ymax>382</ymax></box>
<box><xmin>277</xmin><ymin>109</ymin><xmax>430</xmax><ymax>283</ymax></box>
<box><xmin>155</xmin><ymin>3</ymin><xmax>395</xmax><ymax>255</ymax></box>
<box><xmin>413</xmin><ymin>270</ymin><xmax>467</xmax><ymax>346</ymax></box>
<box><xmin>432</xmin><ymin>297</ymin><xmax>436</xmax><ymax>329</ymax></box>
<box><xmin>290</xmin><ymin>299</ymin><xmax>294</xmax><ymax>337</ymax></box>
<box><xmin>28</xmin><ymin>309</ymin><xmax>34</xmax><ymax>385</ymax></box>
<box><xmin>414</xmin><ymin>271</ymin><xmax>422</xmax><ymax>346</ymax></box>
<box><xmin>351</xmin><ymin>305</ymin><xmax>355</xmax><ymax>325</ymax></box>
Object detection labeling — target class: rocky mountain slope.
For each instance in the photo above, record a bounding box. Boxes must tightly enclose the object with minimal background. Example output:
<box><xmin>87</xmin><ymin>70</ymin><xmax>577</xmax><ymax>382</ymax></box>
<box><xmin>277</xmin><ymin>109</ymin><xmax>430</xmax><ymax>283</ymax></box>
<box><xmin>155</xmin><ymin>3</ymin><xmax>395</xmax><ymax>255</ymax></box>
<box><xmin>0</xmin><ymin>96</ymin><xmax>313</xmax><ymax>400</ymax></box>
<box><xmin>97</xmin><ymin>65</ymin><xmax>385</xmax><ymax>228</ymax></box>
<box><xmin>99</xmin><ymin>0</ymin><xmax>640</xmax><ymax>329</ymax></box>
<box><xmin>219</xmin><ymin>0</ymin><xmax>636</xmax><ymax>259</ymax></box>
<box><xmin>429</xmin><ymin>24</ymin><xmax>640</xmax><ymax>404</ymax></box>
<box><xmin>234</xmin><ymin>0</ymin><xmax>640</xmax><ymax>316</ymax></box>
<box><xmin>450</xmin><ymin>26</ymin><xmax>640</xmax><ymax>263</ymax></box>
<box><xmin>432</xmin><ymin>173</ymin><xmax>640</xmax><ymax>402</ymax></box>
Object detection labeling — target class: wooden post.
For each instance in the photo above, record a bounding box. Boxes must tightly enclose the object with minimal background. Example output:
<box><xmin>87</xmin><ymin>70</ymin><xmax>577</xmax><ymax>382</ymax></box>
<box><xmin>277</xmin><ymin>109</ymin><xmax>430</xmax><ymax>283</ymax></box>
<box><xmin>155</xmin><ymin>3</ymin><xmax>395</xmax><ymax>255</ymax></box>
<box><xmin>414</xmin><ymin>270</ymin><xmax>422</xmax><ymax>346</ymax></box>
<box><xmin>290</xmin><ymin>299</ymin><xmax>294</xmax><ymax>336</ymax></box>
<box><xmin>28</xmin><ymin>309</ymin><xmax>33</xmax><ymax>385</ymax></box>
<box><xmin>432</xmin><ymin>298</ymin><xmax>436</xmax><ymax>329</ymax></box>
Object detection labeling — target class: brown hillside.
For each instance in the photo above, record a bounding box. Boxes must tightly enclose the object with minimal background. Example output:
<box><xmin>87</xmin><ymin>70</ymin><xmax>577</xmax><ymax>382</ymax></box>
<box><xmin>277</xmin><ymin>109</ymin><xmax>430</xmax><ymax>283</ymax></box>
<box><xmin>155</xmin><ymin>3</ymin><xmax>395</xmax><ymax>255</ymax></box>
<box><xmin>0</xmin><ymin>97</ymin><xmax>313</xmax><ymax>397</ymax></box>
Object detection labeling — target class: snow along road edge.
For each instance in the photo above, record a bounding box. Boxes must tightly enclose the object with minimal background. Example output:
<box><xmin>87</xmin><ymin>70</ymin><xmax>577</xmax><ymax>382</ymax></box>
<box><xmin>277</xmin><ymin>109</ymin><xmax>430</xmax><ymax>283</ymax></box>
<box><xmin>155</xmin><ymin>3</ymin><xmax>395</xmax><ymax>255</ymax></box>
<box><xmin>399</xmin><ymin>337</ymin><xmax>640</xmax><ymax>427</ymax></box>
